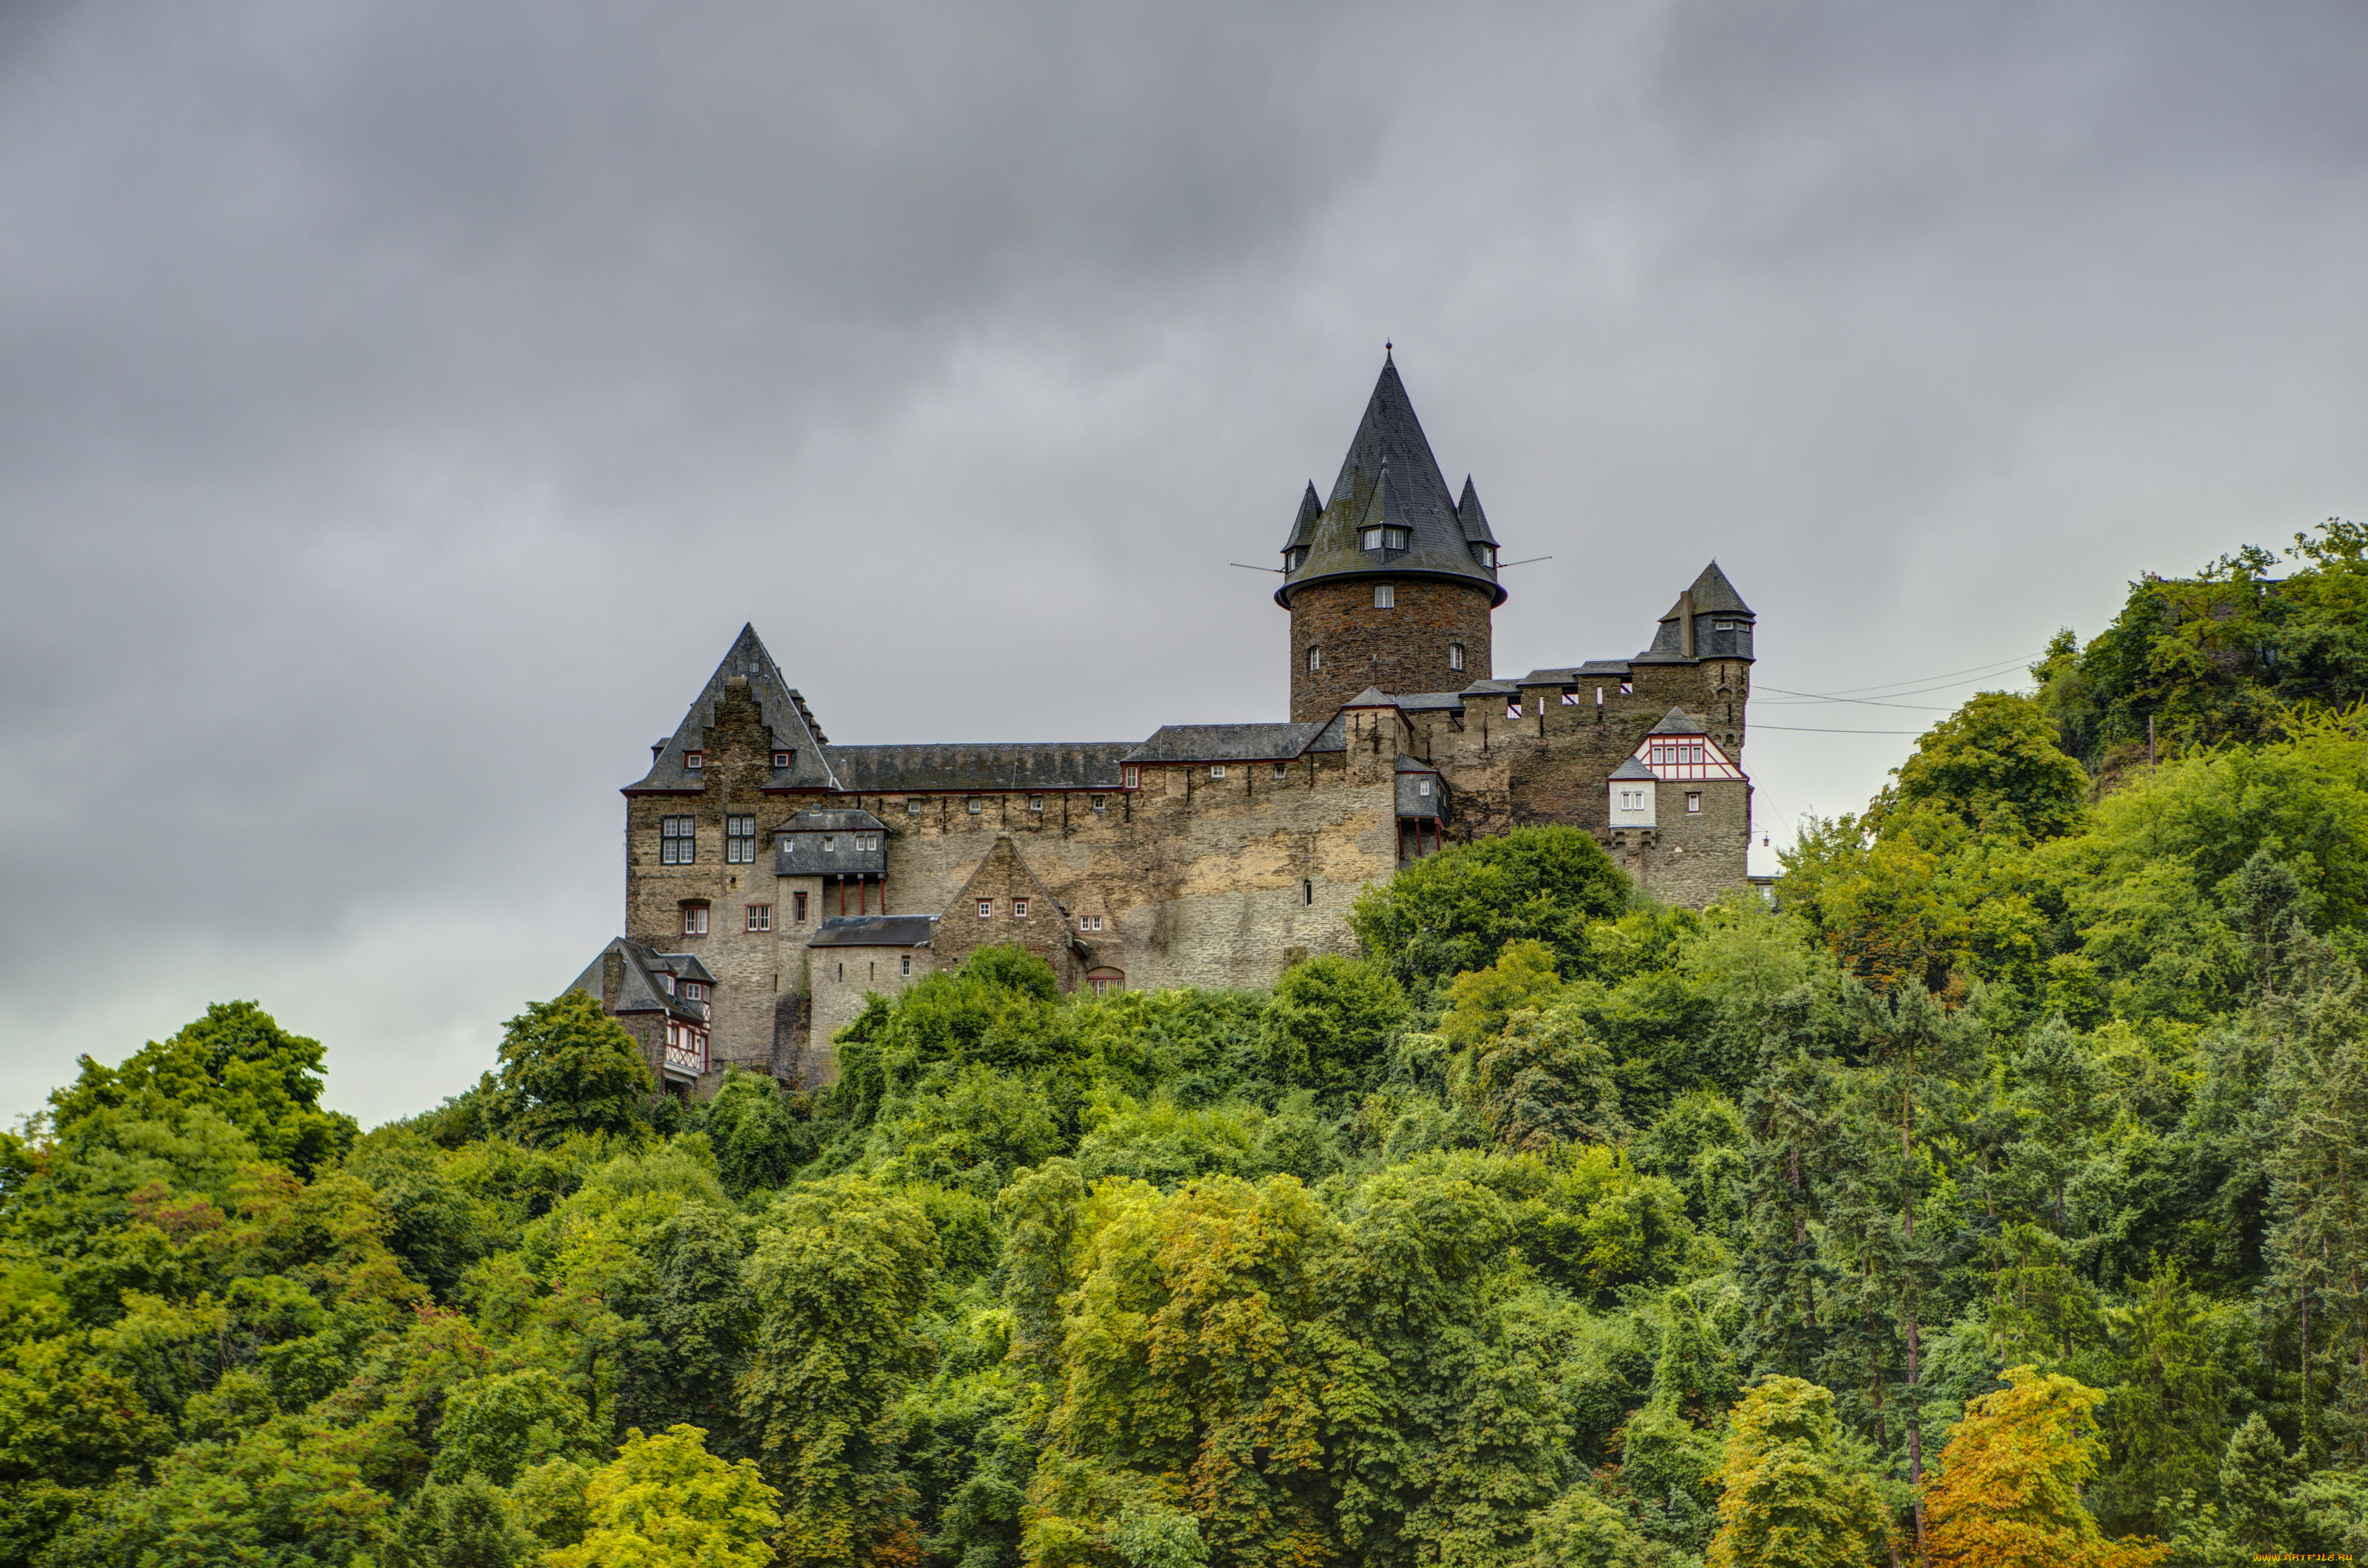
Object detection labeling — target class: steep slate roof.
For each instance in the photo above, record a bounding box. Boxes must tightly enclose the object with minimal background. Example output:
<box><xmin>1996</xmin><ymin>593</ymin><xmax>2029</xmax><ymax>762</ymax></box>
<box><xmin>819</xmin><ymin>743</ymin><xmax>1134</xmax><ymax>792</ymax></box>
<box><xmin>1640</xmin><ymin>562</ymin><xmax>1756</xmax><ymax>660</ymax></box>
<box><xmin>625</xmin><ymin>624</ymin><xmax>838</xmax><ymax>793</ymax></box>
<box><xmin>1276</xmin><ymin>357</ymin><xmax>1507</xmax><ymax>609</ymax></box>
<box><xmin>568</xmin><ymin>938</ymin><xmax>711</xmax><ymax>1025</ymax></box>
<box><xmin>1124</xmin><ymin>722</ymin><xmax>1333</xmax><ymax>765</ymax></box>
<box><xmin>1649</xmin><ymin>706</ymin><xmax>1707</xmax><ymax>734</ymax></box>
<box><xmin>809</xmin><ymin>915</ymin><xmax>937</xmax><ymax>948</ymax></box>
<box><xmin>1385</xmin><ymin>689</ymin><xmax>1472</xmax><ymax>712</ymax></box>
<box><xmin>1611</xmin><ymin>757</ymin><xmax>1658</xmax><ymax>780</ymax></box>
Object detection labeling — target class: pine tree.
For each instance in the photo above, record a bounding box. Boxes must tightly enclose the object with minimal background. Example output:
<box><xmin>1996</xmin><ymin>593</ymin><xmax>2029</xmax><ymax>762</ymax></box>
<box><xmin>2213</xmin><ymin>1412</ymin><xmax>2303</xmax><ymax>1554</ymax></box>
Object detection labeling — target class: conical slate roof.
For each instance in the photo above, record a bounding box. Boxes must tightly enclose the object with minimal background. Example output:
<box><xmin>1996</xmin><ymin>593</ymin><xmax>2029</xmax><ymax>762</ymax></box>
<box><xmin>1277</xmin><ymin>357</ymin><xmax>1506</xmax><ymax>607</ymax></box>
<box><xmin>623</xmin><ymin>623</ymin><xmax>839</xmax><ymax>792</ymax></box>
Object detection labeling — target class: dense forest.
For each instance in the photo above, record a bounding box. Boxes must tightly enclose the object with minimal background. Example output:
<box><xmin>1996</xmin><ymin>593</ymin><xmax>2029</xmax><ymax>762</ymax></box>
<box><xmin>6</xmin><ymin>527</ymin><xmax>2368</xmax><ymax>1568</ymax></box>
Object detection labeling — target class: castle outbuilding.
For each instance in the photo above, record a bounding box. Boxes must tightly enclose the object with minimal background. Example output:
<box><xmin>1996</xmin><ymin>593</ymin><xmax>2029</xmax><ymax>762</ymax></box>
<box><xmin>574</xmin><ymin>357</ymin><xmax>1757</xmax><ymax>1091</ymax></box>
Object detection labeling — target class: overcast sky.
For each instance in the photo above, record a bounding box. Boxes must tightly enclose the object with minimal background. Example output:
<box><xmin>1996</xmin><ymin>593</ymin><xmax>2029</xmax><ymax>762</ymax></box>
<box><xmin>4</xmin><ymin>2</ymin><xmax>2364</xmax><ymax>1127</ymax></box>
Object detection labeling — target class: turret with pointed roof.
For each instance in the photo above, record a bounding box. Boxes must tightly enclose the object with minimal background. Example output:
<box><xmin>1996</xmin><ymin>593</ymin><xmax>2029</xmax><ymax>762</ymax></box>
<box><xmin>1279</xmin><ymin>355</ymin><xmax>1505</xmax><ymax>721</ymax></box>
<box><xmin>1639</xmin><ymin>562</ymin><xmax>1757</xmax><ymax>663</ymax></box>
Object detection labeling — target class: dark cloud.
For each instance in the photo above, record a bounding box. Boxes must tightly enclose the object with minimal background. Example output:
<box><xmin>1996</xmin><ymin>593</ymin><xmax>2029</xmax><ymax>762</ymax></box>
<box><xmin>5</xmin><ymin>2</ymin><xmax>2364</xmax><ymax>1121</ymax></box>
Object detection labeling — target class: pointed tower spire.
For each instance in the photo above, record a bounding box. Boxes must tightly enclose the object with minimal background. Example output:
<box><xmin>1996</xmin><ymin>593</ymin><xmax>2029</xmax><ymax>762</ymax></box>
<box><xmin>623</xmin><ymin>624</ymin><xmax>838</xmax><ymax>792</ymax></box>
<box><xmin>1639</xmin><ymin>562</ymin><xmax>1758</xmax><ymax>662</ymax></box>
<box><xmin>1455</xmin><ymin>475</ymin><xmax>1496</xmax><ymax>547</ymax></box>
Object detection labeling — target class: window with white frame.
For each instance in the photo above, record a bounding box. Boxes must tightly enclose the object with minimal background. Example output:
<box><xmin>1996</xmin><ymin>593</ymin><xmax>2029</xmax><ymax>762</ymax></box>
<box><xmin>1091</xmin><ymin>795</ymin><xmax>1107</xmax><ymax>813</ymax></box>
<box><xmin>1418</xmin><ymin>779</ymin><xmax>1432</xmax><ymax>796</ymax></box>
<box><xmin>1373</xmin><ymin>584</ymin><xmax>1395</xmax><ymax>609</ymax></box>
<box><xmin>660</xmin><ymin>817</ymin><xmax>695</xmax><ymax>864</ymax></box>
<box><xmin>681</xmin><ymin>904</ymin><xmax>709</xmax><ymax>937</ymax></box>
<box><xmin>746</xmin><ymin>904</ymin><xmax>771</xmax><ymax>932</ymax></box>
<box><xmin>681</xmin><ymin>980</ymin><xmax>707</xmax><ymax>1004</ymax></box>
<box><xmin>1122</xmin><ymin>766</ymin><xmax>1140</xmax><ymax>789</ymax></box>
<box><xmin>683</xmin><ymin>750</ymin><xmax>703</xmax><ymax>771</ymax></box>
<box><xmin>1013</xmin><ymin>898</ymin><xmax>1029</xmax><ymax>919</ymax></box>
<box><xmin>1307</xmin><ymin>646</ymin><xmax>1322</xmax><ymax>673</ymax></box>
<box><xmin>821</xmin><ymin>835</ymin><xmax>836</xmax><ymax>852</ymax></box>
<box><xmin>726</xmin><ymin>815</ymin><xmax>756</xmax><ymax>863</ymax></box>
<box><xmin>1686</xmin><ymin>792</ymin><xmax>1702</xmax><ymax>813</ymax></box>
<box><xmin>1448</xmin><ymin>643</ymin><xmax>1464</xmax><ymax>671</ymax></box>
<box><xmin>900</xmin><ymin>955</ymin><xmax>912</xmax><ymax>978</ymax></box>
<box><xmin>1079</xmin><ymin>915</ymin><xmax>1103</xmax><ymax>932</ymax></box>
<box><xmin>1209</xmin><ymin>765</ymin><xmax>1226</xmax><ymax>780</ymax></box>
<box><xmin>1360</xmin><ymin>526</ymin><xmax>1409</xmax><ymax>550</ymax></box>
<box><xmin>966</xmin><ymin>797</ymin><xmax>983</xmax><ymax>814</ymax></box>
<box><xmin>1619</xmin><ymin>789</ymin><xmax>1644</xmax><ymax>810</ymax></box>
<box><xmin>906</xmin><ymin>798</ymin><xmax>923</xmax><ymax>814</ymax></box>
<box><xmin>1028</xmin><ymin>796</ymin><xmax>1043</xmax><ymax>812</ymax></box>
<box><xmin>773</xmin><ymin>749</ymin><xmax>793</xmax><ymax>769</ymax></box>
<box><xmin>1272</xmin><ymin>762</ymin><xmax>1288</xmax><ymax>779</ymax></box>
<box><xmin>976</xmin><ymin>899</ymin><xmax>993</xmax><ymax>919</ymax></box>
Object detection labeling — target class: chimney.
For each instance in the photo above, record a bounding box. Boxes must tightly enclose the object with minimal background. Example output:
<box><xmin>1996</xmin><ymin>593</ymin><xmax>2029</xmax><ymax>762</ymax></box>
<box><xmin>1679</xmin><ymin>590</ymin><xmax>1695</xmax><ymax>659</ymax></box>
<box><xmin>651</xmin><ymin>739</ymin><xmax>667</xmax><ymax>759</ymax></box>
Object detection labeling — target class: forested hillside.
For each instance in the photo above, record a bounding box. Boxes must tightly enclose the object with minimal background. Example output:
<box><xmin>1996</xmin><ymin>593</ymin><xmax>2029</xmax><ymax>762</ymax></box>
<box><xmin>5</xmin><ymin>530</ymin><xmax>2367</xmax><ymax>1567</ymax></box>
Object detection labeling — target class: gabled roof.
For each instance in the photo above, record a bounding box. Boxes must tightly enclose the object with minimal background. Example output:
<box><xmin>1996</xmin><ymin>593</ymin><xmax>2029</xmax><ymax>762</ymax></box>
<box><xmin>1124</xmin><ymin>722</ymin><xmax>1332</xmax><ymax>765</ymax></box>
<box><xmin>624</xmin><ymin>624</ymin><xmax>838</xmax><ymax>792</ymax></box>
<box><xmin>1611</xmin><ymin>757</ymin><xmax>1657</xmax><ymax>781</ymax></box>
<box><xmin>1276</xmin><ymin>357</ymin><xmax>1506</xmax><ymax>608</ymax></box>
<box><xmin>1342</xmin><ymin>686</ymin><xmax>1396</xmax><ymax>708</ymax></box>
<box><xmin>567</xmin><ymin>938</ymin><xmax>711</xmax><ymax>1025</ymax></box>
<box><xmin>1650</xmin><ymin>707</ymin><xmax>1706</xmax><ymax>734</ymax></box>
<box><xmin>819</xmin><ymin>742</ymin><xmax>1133</xmax><ymax>792</ymax></box>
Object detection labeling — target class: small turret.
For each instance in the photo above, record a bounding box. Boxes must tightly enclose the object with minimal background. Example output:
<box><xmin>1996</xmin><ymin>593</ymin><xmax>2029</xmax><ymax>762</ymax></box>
<box><xmin>1640</xmin><ymin>562</ymin><xmax>1755</xmax><ymax>662</ymax></box>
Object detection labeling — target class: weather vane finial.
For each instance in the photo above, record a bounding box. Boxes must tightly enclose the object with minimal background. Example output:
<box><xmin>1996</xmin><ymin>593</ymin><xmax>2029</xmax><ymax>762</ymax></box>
<box><xmin>1384</xmin><ymin>339</ymin><xmax>1393</xmax><ymax>362</ymax></box>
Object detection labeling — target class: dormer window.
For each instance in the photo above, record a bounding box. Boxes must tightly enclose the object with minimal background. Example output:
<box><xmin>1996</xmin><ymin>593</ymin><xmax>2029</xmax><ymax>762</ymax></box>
<box><xmin>821</xmin><ymin>835</ymin><xmax>836</xmax><ymax>852</ymax></box>
<box><xmin>1360</xmin><ymin>526</ymin><xmax>1410</xmax><ymax>551</ymax></box>
<box><xmin>858</xmin><ymin>834</ymin><xmax>879</xmax><ymax>850</ymax></box>
<box><xmin>1472</xmin><ymin>543</ymin><xmax>1496</xmax><ymax>568</ymax></box>
<box><xmin>773</xmin><ymin>750</ymin><xmax>793</xmax><ymax>769</ymax></box>
<box><xmin>1122</xmin><ymin>766</ymin><xmax>1140</xmax><ymax>789</ymax></box>
<box><xmin>683</xmin><ymin>750</ymin><xmax>703</xmax><ymax>770</ymax></box>
<box><xmin>1287</xmin><ymin>548</ymin><xmax>1308</xmax><ymax>571</ymax></box>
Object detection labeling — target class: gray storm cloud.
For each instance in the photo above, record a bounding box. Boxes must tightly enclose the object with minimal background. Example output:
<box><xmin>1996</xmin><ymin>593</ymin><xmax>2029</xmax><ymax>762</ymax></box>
<box><xmin>3</xmin><ymin>0</ymin><xmax>2363</xmax><ymax>1123</ymax></box>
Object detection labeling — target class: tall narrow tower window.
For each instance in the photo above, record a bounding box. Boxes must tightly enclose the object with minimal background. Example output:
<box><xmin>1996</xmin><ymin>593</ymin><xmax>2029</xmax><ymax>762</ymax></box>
<box><xmin>1448</xmin><ymin>643</ymin><xmax>1465</xmax><ymax>672</ymax></box>
<box><xmin>1373</xmin><ymin>584</ymin><xmax>1395</xmax><ymax>609</ymax></box>
<box><xmin>1307</xmin><ymin>646</ymin><xmax>1322</xmax><ymax>673</ymax></box>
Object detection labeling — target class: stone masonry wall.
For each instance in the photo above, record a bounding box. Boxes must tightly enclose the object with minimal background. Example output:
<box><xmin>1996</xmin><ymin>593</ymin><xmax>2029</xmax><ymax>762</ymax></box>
<box><xmin>806</xmin><ymin>945</ymin><xmax>935</xmax><ymax>1071</ymax></box>
<box><xmin>1289</xmin><ymin>577</ymin><xmax>1495</xmax><ymax>722</ymax></box>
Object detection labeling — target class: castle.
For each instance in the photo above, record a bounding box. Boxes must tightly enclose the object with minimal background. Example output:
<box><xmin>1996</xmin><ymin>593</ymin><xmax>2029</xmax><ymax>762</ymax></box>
<box><xmin>571</xmin><ymin>357</ymin><xmax>1758</xmax><ymax>1093</ymax></box>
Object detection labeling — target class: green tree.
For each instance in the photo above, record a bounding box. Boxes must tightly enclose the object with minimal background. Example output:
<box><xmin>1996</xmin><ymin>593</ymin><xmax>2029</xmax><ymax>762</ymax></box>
<box><xmin>488</xmin><ymin>989</ymin><xmax>654</xmax><ymax>1148</ymax></box>
<box><xmin>549</xmin><ymin>1424</ymin><xmax>782</xmax><ymax>1568</ymax></box>
<box><xmin>384</xmin><ymin>1473</ymin><xmax>538</xmax><ymax>1568</ymax></box>
<box><xmin>706</xmin><ymin>1068</ymin><xmax>814</xmax><ymax>1196</ymax></box>
<box><xmin>433</xmin><ymin>1366</ymin><xmax>603</xmax><ymax>1487</ymax></box>
<box><xmin>739</xmin><ymin>1176</ymin><xmax>940</xmax><ymax>1566</ymax></box>
<box><xmin>1704</xmin><ymin>1377</ymin><xmax>1888</xmax><ymax>1568</ymax></box>
<box><xmin>47</xmin><ymin>1001</ymin><xmax>358</xmax><ymax>1176</ymax></box>
<box><xmin>1471</xmin><ymin>999</ymin><xmax>1627</xmax><ymax>1151</ymax></box>
<box><xmin>1349</xmin><ymin>826</ymin><xmax>1630</xmax><ymax>995</ymax></box>
<box><xmin>1438</xmin><ymin>940</ymin><xmax>1566</xmax><ymax>1049</ymax></box>
<box><xmin>1889</xmin><ymin>692</ymin><xmax>2090</xmax><ymax>842</ymax></box>
<box><xmin>1259</xmin><ymin>954</ymin><xmax>1408</xmax><ymax>1102</ymax></box>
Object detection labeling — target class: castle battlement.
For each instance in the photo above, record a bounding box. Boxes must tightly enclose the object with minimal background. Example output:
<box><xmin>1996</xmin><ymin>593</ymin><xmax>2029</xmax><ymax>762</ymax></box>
<box><xmin>573</xmin><ymin>358</ymin><xmax>1755</xmax><ymax>1093</ymax></box>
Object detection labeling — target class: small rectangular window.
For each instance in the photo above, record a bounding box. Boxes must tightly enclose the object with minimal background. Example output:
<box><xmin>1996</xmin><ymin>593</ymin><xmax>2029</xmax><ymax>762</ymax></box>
<box><xmin>1209</xmin><ymin>765</ymin><xmax>1226</xmax><ymax>780</ymax></box>
<box><xmin>726</xmin><ymin>816</ymin><xmax>756</xmax><ymax>863</ymax></box>
<box><xmin>966</xmin><ymin>797</ymin><xmax>983</xmax><ymax>814</ymax></box>
<box><xmin>1418</xmin><ymin>779</ymin><xmax>1432</xmax><ymax>796</ymax></box>
<box><xmin>1122</xmin><ymin>766</ymin><xmax>1140</xmax><ymax>789</ymax></box>
<box><xmin>683</xmin><ymin>750</ymin><xmax>703</xmax><ymax>770</ymax></box>
<box><xmin>1687</xmin><ymin>792</ymin><xmax>1703</xmax><ymax>814</ymax></box>
<box><xmin>1302</xmin><ymin>879</ymin><xmax>1314</xmax><ymax>905</ymax></box>
<box><xmin>660</xmin><ymin>817</ymin><xmax>695</xmax><ymax>865</ymax></box>
<box><xmin>1079</xmin><ymin>915</ymin><xmax>1102</xmax><ymax>932</ymax></box>
<box><xmin>793</xmin><ymin>891</ymin><xmax>808</xmax><ymax>922</ymax></box>
<box><xmin>1091</xmin><ymin>795</ymin><xmax>1107</xmax><ymax>813</ymax></box>
<box><xmin>977</xmin><ymin>899</ymin><xmax>993</xmax><ymax>919</ymax></box>
<box><xmin>746</xmin><ymin>904</ymin><xmax>771</xmax><ymax>932</ymax></box>
<box><xmin>1448</xmin><ymin>643</ymin><xmax>1464</xmax><ymax>671</ymax></box>
<box><xmin>821</xmin><ymin>835</ymin><xmax>836</xmax><ymax>852</ymax></box>
<box><xmin>906</xmin><ymin>798</ymin><xmax>923</xmax><ymax>815</ymax></box>
<box><xmin>1306</xmin><ymin>646</ymin><xmax>1322</xmax><ymax>673</ymax></box>
<box><xmin>1272</xmin><ymin>762</ymin><xmax>1288</xmax><ymax>779</ymax></box>
<box><xmin>773</xmin><ymin>750</ymin><xmax>793</xmax><ymax>769</ymax></box>
<box><xmin>1029</xmin><ymin>796</ymin><xmax>1043</xmax><ymax>812</ymax></box>
<box><xmin>900</xmin><ymin>955</ymin><xmax>912</xmax><ymax>978</ymax></box>
<box><xmin>1373</xmin><ymin>584</ymin><xmax>1395</xmax><ymax>609</ymax></box>
<box><xmin>1013</xmin><ymin>899</ymin><xmax>1029</xmax><ymax>919</ymax></box>
<box><xmin>682</xmin><ymin>905</ymin><xmax>709</xmax><ymax>937</ymax></box>
<box><xmin>1385</xmin><ymin>527</ymin><xmax>1408</xmax><ymax>549</ymax></box>
<box><xmin>1714</xmin><ymin>621</ymin><xmax>1735</xmax><ymax>632</ymax></box>
<box><xmin>1361</xmin><ymin>527</ymin><xmax>1382</xmax><ymax>549</ymax></box>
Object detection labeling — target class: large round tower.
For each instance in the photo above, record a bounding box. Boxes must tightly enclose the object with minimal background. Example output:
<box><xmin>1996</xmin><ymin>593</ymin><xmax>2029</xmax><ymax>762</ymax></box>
<box><xmin>1275</xmin><ymin>355</ymin><xmax>1506</xmax><ymax>723</ymax></box>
